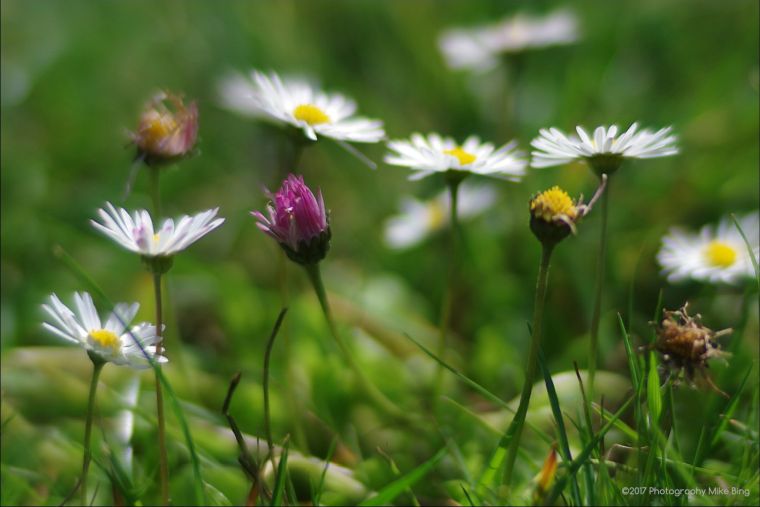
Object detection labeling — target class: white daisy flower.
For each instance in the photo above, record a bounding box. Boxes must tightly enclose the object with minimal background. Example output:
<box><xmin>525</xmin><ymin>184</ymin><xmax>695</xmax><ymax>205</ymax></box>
<box><xmin>385</xmin><ymin>133</ymin><xmax>527</xmax><ymax>181</ymax></box>
<box><xmin>657</xmin><ymin>213</ymin><xmax>759</xmax><ymax>284</ymax></box>
<box><xmin>91</xmin><ymin>202</ymin><xmax>225</xmax><ymax>258</ymax></box>
<box><xmin>384</xmin><ymin>184</ymin><xmax>497</xmax><ymax>249</ymax></box>
<box><xmin>220</xmin><ymin>69</ymin><xmax>385</xmax><ymax>143</ymax></box>
<box><xmin>530</xmin><ymin>123</ymin><xmax>678</xmax><ymax>171</ymax></box>
<box><xmin>42</xmin><ymin>292</ymin><xmax>166</xmax><ymax>368</ymax></box>
<box><xmin>439</xmin><ymin>9</ymin><xmax>579</xmax><ymax>72</ymax></box>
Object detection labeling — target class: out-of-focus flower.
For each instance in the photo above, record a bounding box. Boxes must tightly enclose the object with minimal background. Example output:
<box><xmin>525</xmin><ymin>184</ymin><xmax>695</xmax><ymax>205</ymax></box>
<box><xmin>42</xmin><ymin>292</ymin><xmax>166</xmax><ymax>368</ymax></box>
<box><xmin>532</xmin><ymin>446</ymin><xmax>559</xmax><ymax>504</ymax></box>
<box><xmin>252</xmin><ymin>174</ymin><xmax>331</xmax><ymax>265</ymax></box>
<box><xmin>385</xmin><ymin>133</ymin><xmax>526</xmax><ymax>181</ymax></box>
<box><xmin>529</xmin><ymin>178</ymin><xmax>606</xmax><ymax>246</ymax></box>
<box><xmin>657</xmin><ymin>212</ymin><xmax>758</xmax><ymax>284</ymax></box>
<box><xmin>384</xmin><ymin>184</ymin><xmax>497</xmax><ymax>249</ymax></box>
<box><xmin>220</xmin><ymin>70</ymin><xmax>384</xmax><ymax>144</ymax></box>
<box><xmin>91</xmin><ymin>203</ymin><xmax>224</xmax><ymax>261</ymax></box>
<box><xmin>131</xmin><ymin>91</ymin><xmax>198</xmax><ymax>165</ymax></box>
<box><xmin>531</xmin><ymin>123</ymin><xmax>678</xmax><ymax>175</ymax></box>
<box><xmin>439</xmin><ymin>9</ymin><xmax>579</xmax><ymax>72</ymax></box>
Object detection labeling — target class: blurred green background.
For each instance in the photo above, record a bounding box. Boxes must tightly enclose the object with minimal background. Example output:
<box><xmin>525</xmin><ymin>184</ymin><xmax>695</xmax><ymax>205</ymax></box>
<box><xmin>1</xmin><ymin>0</ymin><xmax>758</xmax><ymax>505</ymax></box>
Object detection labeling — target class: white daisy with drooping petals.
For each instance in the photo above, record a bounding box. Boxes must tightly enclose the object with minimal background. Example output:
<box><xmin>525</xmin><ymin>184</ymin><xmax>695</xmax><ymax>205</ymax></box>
<box><xmin>439</xmin><ymin>9</ymin><xmax>579</xmax><ymax>72</ymax></box>
<box><xmin>221</xmin><ymin>69</ymin><xmax>385</xmax><ymax>143</ymax></box>
<box><xmin>42</xmin><ymin>292</ymin><xmax>166</xmax><ymax>368</ymax></box>
<box><xmin>91</xmin><ymin>202</ymin><xmax>225</xmax><ymax>258</ymax></box>
<box><xmin>385</xmin><ymin>133</ymin><xmax>527</xmax><ymax>181</ymax></box>
<box><xmin>657</xmin><ymin>213</ymin><xmax>759</xmax><ymax>284</ymax></box>
<box><xmin>384</xmin><ymin>184</ymin><xmax>497</xmax><ymax>249</ymax></box>
<box><xmin>530</xmin><ymin>123</ymin><xmax>678</xmax><ymax>169</ymax></box>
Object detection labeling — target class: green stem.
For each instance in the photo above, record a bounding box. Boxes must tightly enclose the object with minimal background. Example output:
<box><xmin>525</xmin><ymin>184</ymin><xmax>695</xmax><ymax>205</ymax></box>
<box><xmin>433</xmin><ymin>178</ymin><xmax>462</xmax><ymax>405</ymax></box>
<box><xmin>503</xmin><ymin>243</ymin><xmax>554</xmax><ymax>488</ymax></box>
<box><xmin>81</xmin><ymin>358</ymin><xmax>104</xmax><ymax>506</ymax></box>
<box><xmin>149</xmin><ymin>167</ymin><xmax>162</xmax><ymax>218</ymax></box>
<box><xmin>153</xmin><ymin>272</ymin><xmax>169</xmax><ymax>505</ymax></box>
<box><xmin>303</xmin><ymin>262</ymin><xmax>411</xmax><ymax>423</ymax></box>
<box><xmin>589</xmin><ymin>177</ymin><xmax>611</xmax><ymax>401</ymax></box>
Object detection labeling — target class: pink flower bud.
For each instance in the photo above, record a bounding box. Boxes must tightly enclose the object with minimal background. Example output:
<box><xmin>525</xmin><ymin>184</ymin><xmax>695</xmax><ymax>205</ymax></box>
<box><xmin>131</xmin><ymin>91</ymin><xmax>198</xmax><ymax>166</ymax></box>
<box><xmin>252</xmin><ymin>174</ymin><xmax>331</xmax><ymax>264</ymax></box>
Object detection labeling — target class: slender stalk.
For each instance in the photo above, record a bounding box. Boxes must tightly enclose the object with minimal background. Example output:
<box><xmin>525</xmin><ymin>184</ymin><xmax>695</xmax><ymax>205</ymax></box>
<box><xmin>149</xmin><ymin>167</ymin><xmax>162</xmax><ymax>219</ymax></box>
<box><xmin>503</xmin><ymin>243</ymin><xmax>554</xmax><ymax>487</ymax></box>
<box><xmin>303</xmin><ymin>262</ymin><xmax>411</xmax><ymax>423</ymax></box>
<box><xmin>433</xmin><ymin>177</ymin><xmax>462</xmax><ymax>404</ymax></box>
<box><xmin>81</xmin><ymin>358</ymin><xmax>104</xmax><ymax>506</ymax></box>
<box><xmin>588</xmin><ymin>176</ymin><xmax>611</xmax><ymax>400</ymax></box>
<box><xmin>153</xmin><ymin>272</ymin><xmax>169</xmax><ymax>505</ymax></box>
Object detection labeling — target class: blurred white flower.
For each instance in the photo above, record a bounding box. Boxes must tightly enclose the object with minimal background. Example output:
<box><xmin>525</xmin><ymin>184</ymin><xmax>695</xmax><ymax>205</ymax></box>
<box><xmin>657</xmin><ymin>213</ymin><xmax>759</xmax><ymax>284</ymax></box>
<box><xmin>42</xmin><ymin>292</ymin><xmax>166</xmax><ymax>368</ymax></box>
<box><xmin>91</xmin><ymin>202</ymin><xmax>224</xmax><ymax>258</ymax></box>
<box><xmin>439</xmin><ymin>9</ymin><xmax>579</xmax><ymax>72</ymax></box>
<box><xmin>384</xmin><ymin>184</ymin><xmax>497</xmax><ymax>249</ymax></box>
<box><xmin>530</xmin><ymin>123</ymin><xmax>678</xmax><ymax>170</ymax></box>
<box><xmin>385</xmin><ymin>133</ymin><xmax>526</xmax><ymax>181</ymax></box>
<box><xmin>218</xmin><ymin>69</ymin><xmax>385</xmax><ymax>143</ymax></box>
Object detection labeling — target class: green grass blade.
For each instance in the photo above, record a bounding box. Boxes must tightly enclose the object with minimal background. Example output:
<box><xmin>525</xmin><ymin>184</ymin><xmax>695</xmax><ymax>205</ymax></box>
<box><xmin>618</xmin><ymin>314</ymin><xmax>641</xmax><ymax>389</ymax></box>
<box><xmin>708</xmin><ymin>367</ymin><xmax>752</xmax><ymax>450</ymax></box>
<box><xmin>358</xmin><ymin>448</ymin><xmax>447</xmax><ymax>506</ymax></box>
<box><xmin>647</xmin><ymin>351</ymin><xmax>662</xmax><ymax>425</ymax></box>
<box><xmin>271</xmin><ymin>438</ymin><xmax>290</xmax><ymax>507</ymax></box>
<box><xmin>538</xmin><ymin>348</ymin><xmax>581</xmax><ymax>507</ymax></box>
<box><xmin>312</xmin><ymin>436</ymin><xmax>338</xmax><ymax>507</ymax></box>
<box><xmin>730</xmin><ymin>213</ymin><xmax>760</xmax><ymax>288</ymax></box>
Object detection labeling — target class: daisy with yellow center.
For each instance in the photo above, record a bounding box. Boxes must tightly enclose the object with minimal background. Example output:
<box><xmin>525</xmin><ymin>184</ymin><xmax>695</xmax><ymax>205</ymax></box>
<box><xmin>657</xmin><ymin>212</ymin><xmax>758</xmax><ymax>284</ymax></box>
<box><xmin>132</xmin><ymin>91</ymin><xmax>198</xmax><ymax>164</ymax></box>
<box><xmin>217</xmin><ymin>69</ymin><xmax>384</xmax><ymax>143</ymax></box>
<box><xmin>42</xmin><ymin>292</ymin><xmax>166</xmax><ymax>368</ymax></box>
<box><xmin>530</xmin><ymin>186</ymin><xmax>578</xmax><ymax>223</ymax></box>
<box><xmin>385</xmin><ymin>133</ymin><xmax>526</xmax><ymax>181</ymax></box>
<box><xmin>528</xmin><ymin>180</ymin><xmax>606</xmax><ymax>247</ymax></box>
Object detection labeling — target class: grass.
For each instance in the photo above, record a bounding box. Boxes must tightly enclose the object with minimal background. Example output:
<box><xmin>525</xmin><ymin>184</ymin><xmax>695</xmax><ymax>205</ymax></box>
<box><xmin>1</xmin><ymin>0</ymin><xmax>759</xmax><ymax>505</ymax></box>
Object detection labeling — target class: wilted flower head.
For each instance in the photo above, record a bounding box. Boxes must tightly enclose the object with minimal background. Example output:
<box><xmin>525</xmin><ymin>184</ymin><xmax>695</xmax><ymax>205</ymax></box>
<box><xmin>439</xmin><ymin>9</ymin><xmax>579</xmax><ymax>72</ymax></box>
<box><xmin>529</xmin><ymin>177</ymin><xmax>606</xmax><ymax>246</ymax></box>
<box><xmin>131</xmin><ymin>91</ymin><xmax>198</xmax><ymax>165</ymax></box>
<box><xmin>91</xmin><ymin>203</ymin><xmax>225</xmax><ymax>271</ymax></box>
<box><xmin>385</xmin><ymin>133</ymin><xmax>526</xmax><ymax>182</ymax></box>
<box><xmin>384</xmin><ymin>184</ymin><xmax>497</xmax><ymax>249</ymax></box>
<box><xmin>220</xmin><ymin>70</ymin><xmax>384</xmax><ymax>144</ymax></box>
<box><xmin>657</xmin><ymin>212</ymin><xmax>758</xmax><ymax>285</ymax></box>
<box><xmin>531</xmin><ymin>123</ymin><xmax>678</xmax><ymax>175</ymax></box>
<box><xmin>252</xmin><ymin>174</ymin><xmax>331</xmax><ymax>265</ymax></box>
<box><xmin>653</xmin><ymin>303</ymin><xmax>731</xmax><ymax>397</ymax></box>
<box><xmin>42</xmin><ymin>292</ymin><xmax>166</xmax><ymax>368</ymax></box>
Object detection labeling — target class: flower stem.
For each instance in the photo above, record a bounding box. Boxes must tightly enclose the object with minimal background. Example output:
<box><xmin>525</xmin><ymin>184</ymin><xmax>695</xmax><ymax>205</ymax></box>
<box><xmin>81</xmin><ymin>357</ymin><xmax>104</xmax><ymax>506</ymax></box>
<box><xmin>503</xmin><ymin>243</ymin><xmax>554</xmax><ymax>488</ymax></box>
<box><xmin>433</xmin><ymin>177</ymin><xmax>462</xmax><ymax>405</ymax></box>
<box><xmin>149</xmin><ymin>167</ymin><xmax>162</xmax><ymax>219</ymax></box>
<box><xmin>303</xmin><ymin>262</ymin><xmax>410</xmax><ymax>423</ymax></box>
<box><xmin>588</xmin><ymin>176</ymin><xmax>611</xmax><ymax>400</ymax></box>
<box><xmin>153</xmin><ymin>272</ymin><xmax>169</xmax><ymax>505</ymax></box>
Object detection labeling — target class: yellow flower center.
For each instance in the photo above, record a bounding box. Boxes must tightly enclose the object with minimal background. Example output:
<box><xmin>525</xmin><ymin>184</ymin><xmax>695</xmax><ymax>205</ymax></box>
<box><xmin>705</xmin><ymin>241</ymin><xmax>737</xmax><ymax>268</ymax></box>
<box><xmin>140</xmin><ymin>110</ymin><xmax>178</xmax><ymax>149</ymax></box>
<box><xmin>427</xmin><ymin>202</ymin><xmax>446</xmax><ymax>229</ymax></box>
<box><xmin>89</xmin><ymin>328</ymin><xmax>120</xmax><ymax>350</ymax></box>
<box><xmin>293</xmin><ymin>104</ymin><xmax>330</xmax><ymax>125</ymax></box>
<box><xmin>530</xmin><ymin>186</ymin><xmax>578</xmax><ymax>222</ymax></box>
<box><xmin>443</xmin><ymin>147</ymin><xmax>477</xmax><ymax>165</ymax></box>
<box><xmin>153</xmin><ymin>233</ymin><xmax>160</xmax><ymax>243</ymax></box>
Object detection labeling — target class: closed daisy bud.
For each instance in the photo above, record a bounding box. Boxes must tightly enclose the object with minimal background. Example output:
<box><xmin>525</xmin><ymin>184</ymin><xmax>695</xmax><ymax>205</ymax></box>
<box><xmin>131</xmin><ymin>91</ymin><xmax>198</xmax><ymax>166</ymax></box>
<box><xmin>252</xmin><ymin>174</ymin><xmax>331</xmax><ymax>265</ymax></box>
<box><xmin>532</xmin><ymin>446</ymin><xmax>558</xmax><ymax>504</ymax></box>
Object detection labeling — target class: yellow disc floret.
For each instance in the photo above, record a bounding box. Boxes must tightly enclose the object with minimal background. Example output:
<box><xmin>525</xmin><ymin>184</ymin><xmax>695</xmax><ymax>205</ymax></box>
<box><xmin>89</xmin><ymin>328</ymin><xmax>121</xmax><ymax>351</ymax></box>
<box><xmin>293</xmin><ymin>104</ymin><xmax>330</xmax><ymax>125</ymax></box>
<box><xmin>139</xmin><ymin>110</ymin><xmax>178</xmax><ymax>151</ymax></box>
<box><xmin>705</xmin><ymin>241</ymin><xmax>737</xmax><ymax>268</ymax></box>
<box><xmin>530</xmin><ymin>186</ymin><xmax>578</xmax><ymax>222</ymax></box>
<box><xmin>443</xmin><ymin>147</ymin><xmax>477</xmax><ymax>166</ymax></box>
<box><xmin>427</xmin><ymin>201</ymin><xmax>446</xmax><ymax>229</ymax></box>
